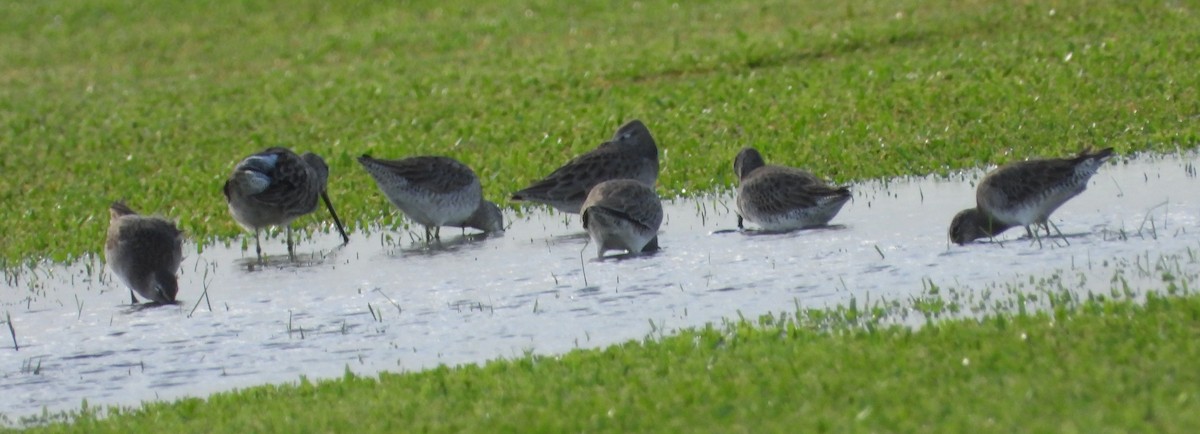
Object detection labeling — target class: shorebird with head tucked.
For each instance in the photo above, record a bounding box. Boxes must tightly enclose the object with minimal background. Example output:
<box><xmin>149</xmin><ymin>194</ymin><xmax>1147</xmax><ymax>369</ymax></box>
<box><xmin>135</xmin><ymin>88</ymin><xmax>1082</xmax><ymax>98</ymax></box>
<box><xmin>223</xmin><ymin>147</ymin><xmax>350</xmax><ymax>262</ymax></box>
<box><xmin>580</xmin><ymin>179</ymin><xmax>663</xmax><ymax>259</ymax></box>
<box><xmin>949</xmin><ymin>147</ymin><xmax>1115</xmax><ymax>245</ymax></box>
<box><xmin>105</xmin><ymin>201</ymin><xmax>184</xmax><ymax>305</ymax></box>
<box><xmin>733</xmin><ymin>147</ymin><xmax>852</xmax><ymax>231</ymax></box>
<box><xmin>357</xmin><ymin>154</ymin><xmax>503</xmax><ymax>241</ymax></box>
<box><xmin>512</xmin><ymin>119</ymin><xmax>658</xmax><ymax>214</ymax></box>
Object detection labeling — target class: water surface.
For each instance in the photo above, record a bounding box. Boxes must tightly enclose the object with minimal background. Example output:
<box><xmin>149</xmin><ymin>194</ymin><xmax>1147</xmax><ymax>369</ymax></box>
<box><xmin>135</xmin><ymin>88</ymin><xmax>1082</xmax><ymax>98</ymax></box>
<box><xmin>1</xmin><ymin>152</ymin><xmax>1198</xmax><ymax>420</ymax></box>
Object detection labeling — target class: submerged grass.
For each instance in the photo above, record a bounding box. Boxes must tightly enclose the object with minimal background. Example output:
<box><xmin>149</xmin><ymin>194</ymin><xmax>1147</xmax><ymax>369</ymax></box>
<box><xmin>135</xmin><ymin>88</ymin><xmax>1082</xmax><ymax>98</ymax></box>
<box><xmin>13</xmin><ymin>291</ymin><xmax>1200</xmax><ymax>432</ymax></box>
<box><xmin>2</xmin><ymin>0</ymin><xmax>1199</xmax><ymax>262</ymax></box>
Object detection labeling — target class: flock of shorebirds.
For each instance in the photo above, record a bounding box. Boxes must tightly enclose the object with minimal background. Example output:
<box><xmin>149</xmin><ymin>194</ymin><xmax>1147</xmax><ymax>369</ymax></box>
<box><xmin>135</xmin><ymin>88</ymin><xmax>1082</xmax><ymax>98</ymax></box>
<box><xmin>103</xmin><ymin>119</ymin><xmax>1115</xmax><ymax>306</ymax></box>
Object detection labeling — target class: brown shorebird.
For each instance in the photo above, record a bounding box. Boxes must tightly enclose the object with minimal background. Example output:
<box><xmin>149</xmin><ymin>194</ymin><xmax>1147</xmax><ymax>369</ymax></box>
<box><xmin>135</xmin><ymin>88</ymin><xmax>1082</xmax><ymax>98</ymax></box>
<box><xmin>105</xmin><ymin>201</ymin><xmax>184</xmax><ymax>305</ymax></box>
<box><xmin>512</xmin><ymin>120</ymin><xmax>658</xmax><ymax>213</ymax></box>
<box><xmin>949</xmin><ymin>147</ymin><xmax>1115</xmax><ymax>245</ymax></box>
<box><xmin>223</xmin><ymin>147</ymin><xmax>349</xmax><ymax>262</ymax></box>
<box><xmin>357</xmin><ymin>154</ymin><xmax>503</xmax><ymax>241</ymax></box>
<box><xmin>580</xmin><ymin>179</ymin><xmax>663</xmax><ymax>258</ymax></box>
<box><xmin>733</xmin><ymin>147</ymin><xmax>852</xmax><ymax>231</ymax></box>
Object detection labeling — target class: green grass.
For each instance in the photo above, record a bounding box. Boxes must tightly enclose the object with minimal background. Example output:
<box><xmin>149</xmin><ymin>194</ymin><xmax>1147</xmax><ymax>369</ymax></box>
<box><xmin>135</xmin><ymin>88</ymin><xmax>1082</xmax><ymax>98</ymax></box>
<box><xmin>11</xmin><ymin>290</ymin><xmax>1200</xmax><ymax>433</ymax></box>
<box><xmin>1</xmin><ymin>0</ymin><xmax>1198</xmax><ymax>262</ymax></box>
<box><xmin>3</xmin><ymin>0</ymin><xmax>1200</xmax><ymax>430</ymax></box>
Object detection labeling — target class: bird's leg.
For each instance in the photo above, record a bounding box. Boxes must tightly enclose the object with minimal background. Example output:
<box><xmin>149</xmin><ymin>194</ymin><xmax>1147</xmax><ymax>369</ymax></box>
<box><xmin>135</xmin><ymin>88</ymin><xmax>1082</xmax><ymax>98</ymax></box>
<box><xmin>286</xmin><ymin>226</ymin><xmax>296</xmax><ymax>260</ymax></box>
<box><xmin>255</xmin><ymin>229</ymin><xmax>264</xmax><ymax>265</ymax></box>
<box><xmin>435</xmin><ymin>226</ymin><xmax>441</xmax><ymax>241</ymax></box>
<box><xmin>737</xmin><ymin>214</ymin><xmax>744</xmax><ymax>230</ymax></box>
<box><xmin>424</xmin><ymin>226</ymin><xmax>433</xmax><ymax>243</ymax></box>
<box><xmin>1027</xmin><ymin>225</ymin><xmax>1043</xmax><ymax>249</ymax></box>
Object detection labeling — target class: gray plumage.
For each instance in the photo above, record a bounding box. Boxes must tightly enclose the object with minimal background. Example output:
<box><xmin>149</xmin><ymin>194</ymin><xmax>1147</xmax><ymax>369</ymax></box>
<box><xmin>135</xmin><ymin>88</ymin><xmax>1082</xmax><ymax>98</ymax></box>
<box><xmin>105</xmin><ymin>201</ymin><xmax>183</xmax><ymax>305</ymax></box>
<box><xmin>949</xmin><ymin>147</ymin><xmax>1115</xmax><ymax>244</ymax></box>
<box><xmin>357</xmin><ymin>154</ymin><xmax>503</xmax><ymax>241</ymax></box>
<box><xmin>223</xmin><ymin>147</ymin><xmax>349</xmax><ymax>261</ymax></box>
<box><xmin>733</xmin><ymin>147</ymin><xmax>851</xmax><ymax>231</ymax></box>
<box><xmin>580</xmin><ymin>179</ymin><xmax>663</xmax><ymax>258</ymax></box>
<box><xmin>513</xmin><ymin>120</ymin><xmax>658</xmax><ymax>214</ymax></box>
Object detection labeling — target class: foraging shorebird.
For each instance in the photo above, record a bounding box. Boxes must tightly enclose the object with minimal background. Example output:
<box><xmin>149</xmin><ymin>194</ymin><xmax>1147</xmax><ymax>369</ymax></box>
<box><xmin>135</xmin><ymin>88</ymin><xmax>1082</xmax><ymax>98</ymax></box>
<box><xmin>733</xmin><ymin>147</ymin><xmax>852</xmax><ymax>231</ymax></box>
<box><xmin>223</xmin><ymin>147</ymin><xmax>350</xmax><ymax>262</ymax></box>
<box><xmin>949</xmin><ymin>147</ymin><xmax>1115</xmax><ymax>245</ymax></box>
<box><xmin>580</xmin><ymin>179</ymin><xmax>663</xmax><ymax>258</ymax></box>
<box><xmin>357</xmin><ymin>154</ymin><xmax>503</xmax><ymax>241</ymax></box>
<box><xmin>512</xmin><ymin>119</ymin><xmax>658</xmax><ymax>213</ymax></box>
<box><xmin>105</xmin><ymin>201</ymin><xmax>184</xmax><ymax>305</ymax></box>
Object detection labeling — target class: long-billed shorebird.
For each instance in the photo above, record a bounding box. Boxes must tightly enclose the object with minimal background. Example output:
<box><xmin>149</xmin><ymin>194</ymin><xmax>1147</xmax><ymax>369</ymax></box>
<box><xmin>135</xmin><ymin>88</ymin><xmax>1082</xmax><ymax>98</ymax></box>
<box><xmin>733</xmin><ymin>147</ymin><xmax>852</xmax><ymax>231</ymax></box>
<box><xmin>949</xmin><ymin>147</ymin><xmax>1115</xmax><ymax>245</ymax></box>
<box><xmin>223</xmin><ymin>147</ymin><xmax>350</xmax><ymax>262</ymax></box>
<box><xmin>580</xmin><ymin>179</ymin><xmax>663</xmax><ymax>258</ymax></box>
<box><xmin>105</xmin><ymin>201</ymin><xmax>184</xmax><ymax>305</ymax></box>
<box><xmin>357</xmin><ymin>154</ymin><xmax>503</xmax><ymax>241</ymax></box>
<box><xmin>512</xmin><ymin>119</ymin><xmax>658</xmax><ymax>214</ymax></box>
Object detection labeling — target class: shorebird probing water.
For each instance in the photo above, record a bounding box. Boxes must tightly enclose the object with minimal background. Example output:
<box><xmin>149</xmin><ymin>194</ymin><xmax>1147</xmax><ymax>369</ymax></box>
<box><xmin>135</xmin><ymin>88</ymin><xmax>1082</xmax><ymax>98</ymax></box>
<box><xmin>223</xmin><ymin>147</ymin><xmax>350</xmax><ymax>262</ymax></box>
<box><xmin>580</xmin><ymin>179</ymin><xmax>663</xmax><ymax>259</ymax></box>
<box><xmin>949</xmin><ymin>147</ymin><xmax>1115</xmax><ymax>245</ymax></box>
<box><xmin>105</xmin><ymin>201</ymin><xmax>184</xmax><ymax>305</ymax></box>
<box><xmin>358</xmin><ymin>154</ymin><xmax>503</xmax><ymax>241</ymax></box>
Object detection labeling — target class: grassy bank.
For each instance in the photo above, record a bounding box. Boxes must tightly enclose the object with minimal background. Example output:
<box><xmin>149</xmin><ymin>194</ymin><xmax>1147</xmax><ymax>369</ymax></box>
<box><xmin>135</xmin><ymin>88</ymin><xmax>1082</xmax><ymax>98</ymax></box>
<box><xmin>1</xmin><ymin>0</ymin><xmax>1198</xmax><ymax>262</ymax></box>
<box><xmin>9</xmin><ymin>289</ymin><xmax>1198</xmax><ymax>432</ymax></box>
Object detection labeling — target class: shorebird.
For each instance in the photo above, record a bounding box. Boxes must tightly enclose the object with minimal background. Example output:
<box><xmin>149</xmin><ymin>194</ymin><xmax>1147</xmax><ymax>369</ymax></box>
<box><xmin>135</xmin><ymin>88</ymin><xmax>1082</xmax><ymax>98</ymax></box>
<box><xmin>357</xmin><ymin>154</ymin><xmax>503</xmax><ymax>241</ymax></box>
<box><xmin>223</xmin><ymin>147</ymin><xmax>350</xmax><ymax>262</ymax></box>
<box><xmin>580</xmin><ymin>179</ymin><xmax>663</xmax><ymax>258</ymax></box>
<box><xmin>949</xmin><ymin>147</ymin><xmax>1115</xmax><ymax>245</ymax></box>
<box><xmin>105</xmin><ymin>201</ymin><xmax>184</xmax><ymax>305</ymax></box>
<box><xmin>512</xmin><ymin>119</ymin><xmax>658</xmax><ymax>213</ymax></box>
<box><xmin>733</xmin><ymin>147</ymin><xmax>852</xmax><ymax>231</ymax></box>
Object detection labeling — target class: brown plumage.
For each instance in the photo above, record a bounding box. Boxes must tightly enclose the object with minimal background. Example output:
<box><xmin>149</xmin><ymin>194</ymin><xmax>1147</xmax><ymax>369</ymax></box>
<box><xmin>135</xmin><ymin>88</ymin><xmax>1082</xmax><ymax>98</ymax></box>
<box><xmin>581</xmin><ymin>179</ymin><xmax>663</xmax><ymax>258</ymax></box>
<box><xmin>513</xmin><ymin>120</ymin><xmax>658</xmax><ymax>214</ymax></box>
<box><xmin>105</xmin><ymin>201</ymin><xmax>183</xmax><ymax>305</ymax></box>
<box><xmin>358</xmin><ymin>154</ymin><xmax>503</xmax><ymax>241</ymax></box>
<box><xmin>733</xmin><ymin>147</ymin><xmax>851</xmax><ymax>231</ymax></box>
<box><xmin>949</xmin><ymin>147</ymin><xmax>1115</xmax><ymax>244</ymax></box>
<box><xmin>223</xmin><ymin>147</ymin><xmax>349</xmax><ymax>262</ymax></box>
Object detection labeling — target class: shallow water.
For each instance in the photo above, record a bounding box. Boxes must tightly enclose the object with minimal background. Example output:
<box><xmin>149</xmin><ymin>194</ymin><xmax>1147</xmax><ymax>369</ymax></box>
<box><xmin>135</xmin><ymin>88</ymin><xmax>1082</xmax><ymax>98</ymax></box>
<box><xmin>1</xmin><ymin>152</ymin><xmax>1198</xmax><ymax>420</ymax></box>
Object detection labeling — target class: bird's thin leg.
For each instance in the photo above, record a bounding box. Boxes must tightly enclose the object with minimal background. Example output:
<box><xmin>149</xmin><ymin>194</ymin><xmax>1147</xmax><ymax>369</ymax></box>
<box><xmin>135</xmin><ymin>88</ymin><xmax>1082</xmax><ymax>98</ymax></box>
<box><xmin>737</xmin><ymin>214</ymin><xmax>744</xmax><ymax>230</ymax></box>
<box><xmin>424</xmin><ymin>226</ymin><xmax>433</xmax><ymax>243</ymax></box>
<box><xmin>286</xmin><ymin>226</ymin><xmax>296</xmax><ymax>260</ymax></box>
<box><xmin>1028</xmin><ymin>225</ymin><xmax>1043</xmax><ymax>248</ymax></box>
<box><xmin>435</xmin><ymin>226</ymin><xmax>441</xmax><ymax>241</ymax></box>
<box><xmin>255</xmin><ymin>229</ymin><xmax>263</xmax><ymax>264</ymax></box>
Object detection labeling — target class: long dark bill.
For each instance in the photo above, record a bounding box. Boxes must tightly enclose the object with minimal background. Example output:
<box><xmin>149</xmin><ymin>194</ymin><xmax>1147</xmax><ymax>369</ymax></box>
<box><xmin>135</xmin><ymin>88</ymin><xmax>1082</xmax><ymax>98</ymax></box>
<box><xmin>321</xmin><ymin>191</ymin><xmax>350</xmax><ymax>244</ymax></box>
